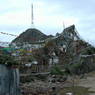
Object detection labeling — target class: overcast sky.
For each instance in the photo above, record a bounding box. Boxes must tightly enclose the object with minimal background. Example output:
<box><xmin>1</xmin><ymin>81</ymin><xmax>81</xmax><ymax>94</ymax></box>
<box><xmin>0</xmin><ymin>0</ymin><xmax>95</xmax><ymax>45</ymax></box>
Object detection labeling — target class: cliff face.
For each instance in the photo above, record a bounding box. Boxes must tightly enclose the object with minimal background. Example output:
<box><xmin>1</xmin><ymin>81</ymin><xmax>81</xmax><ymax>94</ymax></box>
<box><xmin>12</xmin><ymin>28</ymin><xmax>48</xmax><ymax>44</ymax></box>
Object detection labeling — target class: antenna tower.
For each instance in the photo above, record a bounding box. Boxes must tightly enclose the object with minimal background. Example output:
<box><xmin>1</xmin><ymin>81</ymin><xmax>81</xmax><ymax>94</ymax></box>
<box><xmin>31</xmin><ymin>3</ymin><xmax>34</xmax><ymax>28</ymax></box>
<box><xmin>63</xmin><ymin>21</ymin><xmax>65</xmax><ymax>30</ymax></box>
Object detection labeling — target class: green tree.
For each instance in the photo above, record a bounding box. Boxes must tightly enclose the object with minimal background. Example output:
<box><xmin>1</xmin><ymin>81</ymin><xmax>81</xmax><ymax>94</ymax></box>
<box><xmin>0</xmin><ymin>53</ymin><xmax>18</xmax><ymax>66</ymax></box>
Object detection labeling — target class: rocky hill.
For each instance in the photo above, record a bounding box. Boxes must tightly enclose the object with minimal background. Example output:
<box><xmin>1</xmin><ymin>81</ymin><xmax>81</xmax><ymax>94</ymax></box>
<box><xmin>12</xmin><ymin>28</ymin><xmax>49</xmax><ymax>44</ymax></box>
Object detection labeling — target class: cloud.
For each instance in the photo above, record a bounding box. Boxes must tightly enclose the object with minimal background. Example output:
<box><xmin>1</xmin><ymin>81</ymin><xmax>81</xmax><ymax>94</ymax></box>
<box><xmin>0</xmin><ymin>0</ymin><xmax>95</xmax><ymax>44</ymax></box>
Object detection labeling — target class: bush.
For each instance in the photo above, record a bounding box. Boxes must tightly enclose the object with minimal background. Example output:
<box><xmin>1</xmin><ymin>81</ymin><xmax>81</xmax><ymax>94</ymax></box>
<box><xmin>50</xmin><ymin>66</ymin><xmax>64</xmax><ymax>75</ymax></box>
<box><xmin>0</xmin><ymin>54</ymin><xmax>19</xmax><ymax>66</ymax></box>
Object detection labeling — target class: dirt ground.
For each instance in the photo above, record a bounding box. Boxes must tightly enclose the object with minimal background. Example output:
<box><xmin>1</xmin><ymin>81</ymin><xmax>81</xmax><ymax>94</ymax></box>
<box><xmin>77</xmin><ymin>72</ymin><xmax>95</xmax><ymax>95</ymax></box>
<box><xmin>20</xmin><ymin>72</ymin><xmax>95</xmax><ymax>95</ymax></box>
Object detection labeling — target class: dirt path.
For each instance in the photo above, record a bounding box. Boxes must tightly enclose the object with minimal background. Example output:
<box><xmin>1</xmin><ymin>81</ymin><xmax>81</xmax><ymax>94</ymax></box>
<box><xmin>78</xmin><ymin>72</ymin><xmax>95</xmax><ymax>93</ymax></box>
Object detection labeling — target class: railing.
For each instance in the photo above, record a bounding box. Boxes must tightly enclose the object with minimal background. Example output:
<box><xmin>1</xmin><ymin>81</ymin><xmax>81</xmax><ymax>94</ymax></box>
<box><xmin>19</xmin><ymin>64</ymin><xmax>65</xmax><ymax>74</ymax></box>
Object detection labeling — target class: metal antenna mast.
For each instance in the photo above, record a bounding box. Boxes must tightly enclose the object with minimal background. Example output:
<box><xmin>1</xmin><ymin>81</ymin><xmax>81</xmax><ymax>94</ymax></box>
<box><xmin>31</xmin><ymin>3</ymin><xmax>34</xmax><ymax>27</ymax></box>
<box><xmin>63</xmin><ymin>21</ymin><xmax>65</xmax><ymax>30</ymax></box>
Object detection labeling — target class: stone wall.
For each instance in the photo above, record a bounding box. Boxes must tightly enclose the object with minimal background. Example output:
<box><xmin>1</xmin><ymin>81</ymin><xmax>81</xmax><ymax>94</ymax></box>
<box><xmin>0</xmin><ymin>64</ymin><xmax>20</xmax><ymax>95</ymax></box>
